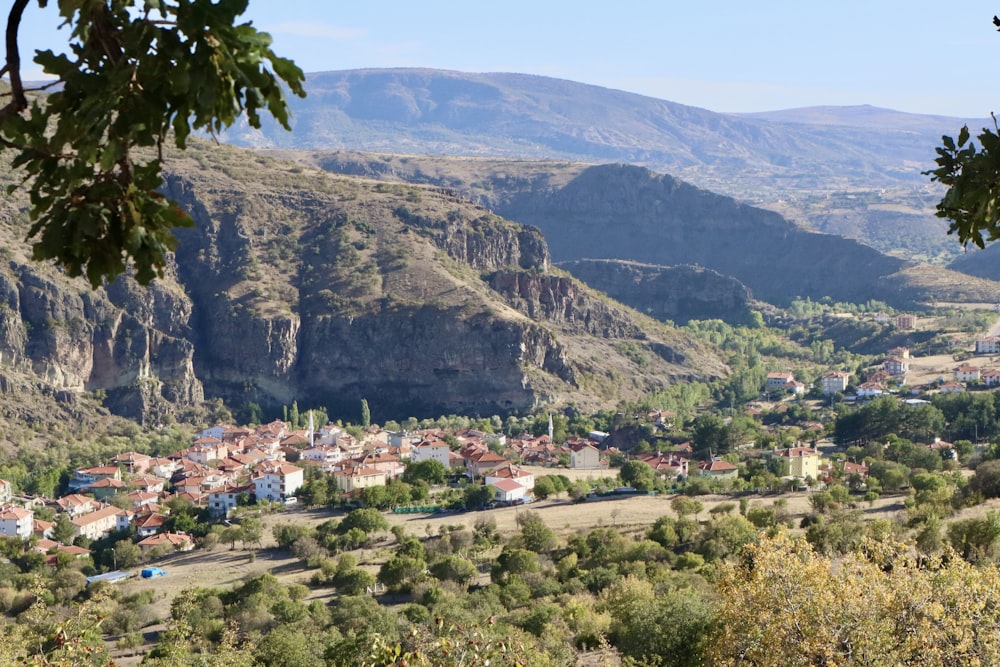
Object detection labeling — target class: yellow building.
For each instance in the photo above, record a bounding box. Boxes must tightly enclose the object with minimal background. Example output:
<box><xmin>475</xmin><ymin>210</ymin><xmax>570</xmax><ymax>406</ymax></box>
<box><xmin>775</xmin><ymin>447</ymin><xmax>822</xmax><ymax>479</ymax></box>
<box><xmin>334</xmin><ymin>466</ymin><xmax>387</xmax><ymax>493</ymax></box>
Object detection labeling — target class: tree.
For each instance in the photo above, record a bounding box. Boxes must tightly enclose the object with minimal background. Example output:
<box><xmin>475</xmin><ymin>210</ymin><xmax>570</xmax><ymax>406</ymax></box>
<box><xmin>708</xmin><ymin>530</ymin><xmax>1000</xmax><ymax>667</ymax></box>
<box><xmin>52</xmin><ymin>513</ymin><xmax>76</xmax><ymax>545</ymax></box>
<box><xmin>927</xmin><ymin>109</ymin><xmax>1000</xmax><ymax>248</ymax></box>
<box><xmin>360</xmin><ymin>398</ymin><xmax>371</xmax><ymax>428</ymax></box>
<box><xmin>620</xmin><ymin>460</ymin><xmax>655</xmax><ymax>491</ymax></box>
<box><xmin>0</xmin><ymin>0</ymin><xmax>305</xmax><ymax>287</ymax></box>
<box><xmin>337</xmin><ymin>508</ymin><xmax>388</xmax><ymax>535</ymax></box>
<box><xmin>239</xmin><ymin>516</ymin><xmax>263</xmax><ymax>550</ymax></box>
<box><xmin>463</xmin><ymin>484</ymin><xmax>492</xmax><ymax>509</ymax></box>
<box><xmin>401</xmin><ymin>459</ymin><xmax>447</xmax><ymax>486</ymax></box>
<box><xmin>516</xmin><ymin>511</ymin><xmax>557</xmax><ymax>553</ymax></box>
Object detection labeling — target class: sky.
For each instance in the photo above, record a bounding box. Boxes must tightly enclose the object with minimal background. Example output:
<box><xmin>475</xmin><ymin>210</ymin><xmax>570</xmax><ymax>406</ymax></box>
<box><xmin>13</xmin><ymin>0</ymin><xmax>1000</xmax><ymax>118</ymax></box>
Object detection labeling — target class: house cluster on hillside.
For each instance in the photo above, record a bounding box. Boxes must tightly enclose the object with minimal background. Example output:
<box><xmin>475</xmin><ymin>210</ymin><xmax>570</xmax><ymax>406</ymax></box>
<box><xmin>0</xmin><ymin>418</ymin><xmax>616</xmax><ymax>558</ymax></box>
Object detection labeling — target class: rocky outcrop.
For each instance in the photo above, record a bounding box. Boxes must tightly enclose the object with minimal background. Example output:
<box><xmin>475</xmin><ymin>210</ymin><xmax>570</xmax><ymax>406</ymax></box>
<box><xmin>0</xmin><ymin>261</ymin><xmax>203</xmax><ymax>424</ymax></box>
<box><xmin>0</xmin><ymin>145</ymin><xmax>725</xmax><ymax>423</ymax></box>
<box><xmin>559</xmin><ymin>260</ymin><xmax>756</xmax><ymax>324</ymax></box>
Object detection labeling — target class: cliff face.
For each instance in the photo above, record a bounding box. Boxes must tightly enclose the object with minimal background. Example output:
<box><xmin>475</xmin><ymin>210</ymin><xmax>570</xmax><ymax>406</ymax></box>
<box><xmin>0</xmin><ymin>261</ymin><xmax>203</xmax><ymax>423</ymax></box>
<box><xmin>559</xmin><ymin>260</ymin><xmax>756</xmax><ymax>325</ymax></box>
<box><xmin>0</xmin><ymin>141</ymin><xmax>728</xmax><ymax>423</ymax></box>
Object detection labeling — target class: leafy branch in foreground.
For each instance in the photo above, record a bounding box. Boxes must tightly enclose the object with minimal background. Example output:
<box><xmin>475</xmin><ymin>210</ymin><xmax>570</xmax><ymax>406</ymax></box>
<box><xmin>0</xmin><ymin>0</ymin><xmax>305</xmax><ymax>287</ymax></box>
<box><xmin>925</xmin><ymin>16</ymin><xmax>1000</xmax><ymax>251</ymax></box>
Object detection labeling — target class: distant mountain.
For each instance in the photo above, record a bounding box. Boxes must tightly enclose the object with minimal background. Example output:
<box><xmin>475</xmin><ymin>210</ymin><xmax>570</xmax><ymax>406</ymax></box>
<box><xmin>221</xmin><ymin>68</ymin><xmax>983</xmax><ymax>262</ymax></box>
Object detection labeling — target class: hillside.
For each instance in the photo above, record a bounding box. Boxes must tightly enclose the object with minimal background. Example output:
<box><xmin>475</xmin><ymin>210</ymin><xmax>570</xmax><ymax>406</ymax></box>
<box><xmin>276</xmin><ymin>150</ymin><xmax>1000</xmax><ymax>309</ymax></box>
<box><xmin>221</xmin><ymin>68</ymin><xmax>986</xmax><ymax>262</ymax></box>
<box><xmin>0</xmin><ymin>142</ymin><xmax>726</xmax><ymax>424</ymax></box>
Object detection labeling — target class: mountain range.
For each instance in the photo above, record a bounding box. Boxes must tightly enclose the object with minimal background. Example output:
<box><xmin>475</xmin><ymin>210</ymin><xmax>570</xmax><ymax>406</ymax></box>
<box><xmin>222</xmin><ymin>68</ymin><xmax>994</xmax><ymax>267</ymax></box>
<box><xmin>0</xmin><ymin>67</ymin><xmax>997</xmax><ymax>427</ymax></box>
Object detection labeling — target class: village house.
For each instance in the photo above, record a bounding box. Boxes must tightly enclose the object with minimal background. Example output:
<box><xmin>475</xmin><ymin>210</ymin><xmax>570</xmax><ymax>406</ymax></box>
<box><xmin>111</xmin><ymin>452</ymin><xmax>152</xmax><ymax>476</ymax></box>
<box><xmin>0</xmin><ymin>479</ymin><xmax>11</xmax><ymax>505</ymax></box>
<box><xmin>486</xmin><ymin>465</ymin><xmax>534</xmax><ymax>491</ymax></box>
<box><xmin>938</xmin><ymin>381</ymin><xmax>966</xmax><ymax>394</ymax></box>
<box><xmin>148</xmin><ymin>457</ymin><xmax>180</xmax><ymax>479</ymax></box>
<box><xmin>841</xmin><ymin>461</ymin><xmax>869</xmax><ymax>479</ymax></box>
<box><xmin>954</xmin><ymin>365</ymin><xmax>981</xmax><ymax>383</ymax></box>
<box><xmin>697</xmin><ymin>459</ymin><xmax>739</xmax><ymax>480</ymax></box>
<box><xmin>489</xmin><ymin>478</ymin><xmax>528</xmax><ymax>504</ymax></box>
<box><xmin>125</xmin><ymin>490</ymin><xmax>159</xmax><ymax>509</ymax></box>
<box><xmin>55</xmin><ymin>494</ymin><xmax>99</xmax><ymax>518</ymax></box>
<box><xmin>821</xmin><ymin>371</ymin><xmax>851</xmax><ymax>395</ymax></box>
<box><xmin>895</xmin><ymin>313</ymin><xmax>915</xmax><ymax>330</ymax></box>
<box><xmin>569</xmin><ymin>442</ymin><xmax>602</xmax><ymax>469</ymax></box>
<box><xmin>188</xmin><ymin>437</ymin><xmax>228</xmax><ymax>464</ymax></box>
<box><xmin>252</xmin><ymin>461</ymin><xmax>304</xmax><ymax>502</ymax></box>
<box><xmin>70</xmin><ymin>505</ymin><xmax>121</xmax><ymax>541</ymax></box>
<box><xmin>196</xmin><ymin>424</ymin><xmax>231</xmax><ymax>441</ymax></box>
<box><xmin>983</xmin><ymin>368</ymin><xmax>1000</xmax><ymax>387</ymax></box>
<box><xmin>0</xmin><ymin>505</ymin><xmax>33</xmax><ymax>539</ymax></box>
<box><xmin>977</xmin><ymin>337</ymin><xmax>1000</xmax><ymax>355</ymax></box>
<box><xmin>334</xmin><ymin>466</ymin><xmax>387</xmax><ymax>493</ymax></box>
<box><xmin>128</xmin><ymin>476</ymin><xmax>165</xmax><ymax>494</ymax></box>
<box><xmin>69</xmin><ymin>465</ymin><xmax>121</xmax><ymax>492</ymax></box>
<box><xmin>208</xmin><ymin>484</ymin><xmax>247</xmax><ymax>517</ymax></box>
<box><xmin>352</xmin><ymin>452</ymin><xmax>405</xmax><ymax>479</ymax></box>
<box><xmin>86</xmin><ymin>477</ymin><xmax>128</xmax><ymax>501</ymax></box>
<box><xmin>765</xmin><ymin>372</ymin><xmax>802</xmax><ymax>393</ymax></box>
<box><xmin>137</xmin><ymin>532</ymin><xmax>194</xmax><ymax>556</ymax></box>
<box><xmin>134</xmin><ymin>512</ymin><xmax>167</xmax><ymax>538</ymax></box>
<box><xmin>410</xmin><ymin>439</ymin><xmax>452</xmax><ymax>468</ymax></box>
<box><xmin>464</xmin><ymin>450</ymin><xmax>508</xmax><ymax>478</ymax></box>
<box><xmin>774</xmin><ymin>446</ymin><xmax>823</xmax><ymax>479</ymax></box>
<box><xmin>33</xmin><ymin>518</ymin><xmax>54</xmax><ymax>540</ymax></box>
<box><xmin>856</xmin><ymin>381</ymin><xmax>887</xmax><ymax>398</ymax></box>
<box><xmin>300</xmin><ymin>444</ymin><xmax>347</xmax><ymax>472</ymax></box>
<box><xmin>883</xmin><ymin>356</ymin><xmax>910</xmax><ymax>377</ymax></box>
<box><xmin>636</xmin><ymin>453</ymin><xmax>689</xmax><ymax>479</ymax></box>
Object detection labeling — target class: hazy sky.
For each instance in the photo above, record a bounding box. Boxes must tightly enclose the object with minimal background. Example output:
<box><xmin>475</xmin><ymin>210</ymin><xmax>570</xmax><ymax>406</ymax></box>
<box><xmin>15</xmin><ymin>1</ymin><xmax>1000</xmax><ymax>118</ymax></box>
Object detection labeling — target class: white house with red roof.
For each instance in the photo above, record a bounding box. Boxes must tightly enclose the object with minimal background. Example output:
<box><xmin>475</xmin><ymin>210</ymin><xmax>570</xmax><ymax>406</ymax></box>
<box><xmin>954</xmin><ymin>365</ymin><xmax>981</xmax><ymax>383</ymax></box>
<box><xmin>976</xmin><ymin>337</ymin><xmax>1000</xmax><ymax>355</ymax></box>
<box><xmin>410</xmin><ymin>439</ymin><xmax>451</xmax><ymax>468</ymax></box>
<box><xmin>489</xmin><ymin>478</ymin><xmax>527</xmax><ymax>504</ymax></box>
<box><xmin>857</xmin><ymin>381</ymin><xmax>887</xmax><ymax>398</ymax></box>
<box><xmin>983</xmin><ymin>368</ymin><xmax>1000</xmax><ymax>387</ymax></box>
<box><xmin>0</xmin><ymin>505</ymin><xmax>33</xmax><ymax>539</ymax></box>
<box><xmin>486</xmin><ymin>465</ymin><xmax>534</xmax><ymax>491</ymax></box>
<box><xmin>252</xmin><ymin>461</ymin><xmax>304</xmax><ymax>502</ymax></box>
<box><xmin>55</xmin><ymin>494</ymin><xmax>99</xmax><ymax>518</ymax></box>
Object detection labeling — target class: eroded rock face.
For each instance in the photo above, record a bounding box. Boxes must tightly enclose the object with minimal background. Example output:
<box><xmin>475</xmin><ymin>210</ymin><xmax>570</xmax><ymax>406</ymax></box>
<box><xmin>559</xmin><ymin>260</ymin><xmax>756</xmax><ymax>325</ymax></box>
<box><xmin>0</xmin><ymin>151</ymin><xmax>724</xmax><ymax>424</ymax></box>
<box><xmin>0</xmin><ymin>262</ymin><xmax>203</xmax><ymax>424</ymax></box>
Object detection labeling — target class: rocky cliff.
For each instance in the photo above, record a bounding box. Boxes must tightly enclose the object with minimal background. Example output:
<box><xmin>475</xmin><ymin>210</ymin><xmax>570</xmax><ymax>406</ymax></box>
<box><xmin>558</xmin><ymin>260</ymin><xmax>757</xmax><ymax>325</ymax></box>
<box><xmin>0</xmin><ymin>142</ymin><xmax>725</xmax><ymax>423</ymax></box>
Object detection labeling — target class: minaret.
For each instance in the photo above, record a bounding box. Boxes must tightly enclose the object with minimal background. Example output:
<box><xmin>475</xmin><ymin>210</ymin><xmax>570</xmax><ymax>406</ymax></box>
<box><xmin>548</xmin><ymin>414</ymin><xmax>554</xmax><ymax>440</ymax></box>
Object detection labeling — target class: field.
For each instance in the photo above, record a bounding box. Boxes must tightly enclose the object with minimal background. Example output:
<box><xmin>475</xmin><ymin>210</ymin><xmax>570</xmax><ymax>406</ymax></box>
<box><xmin>120</xmin><ymin>490</ymin><xmax>903</xmax><ymax>620</ymax></box>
